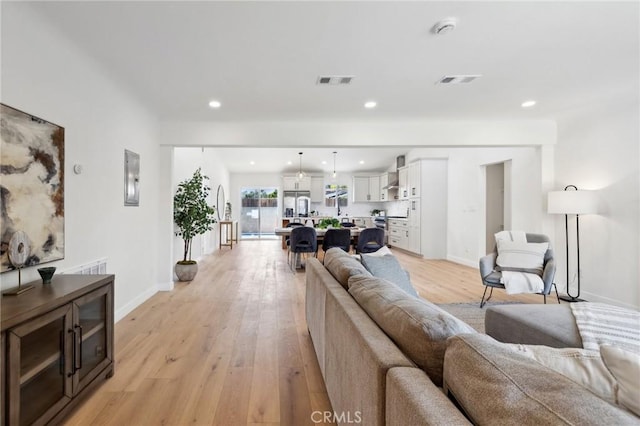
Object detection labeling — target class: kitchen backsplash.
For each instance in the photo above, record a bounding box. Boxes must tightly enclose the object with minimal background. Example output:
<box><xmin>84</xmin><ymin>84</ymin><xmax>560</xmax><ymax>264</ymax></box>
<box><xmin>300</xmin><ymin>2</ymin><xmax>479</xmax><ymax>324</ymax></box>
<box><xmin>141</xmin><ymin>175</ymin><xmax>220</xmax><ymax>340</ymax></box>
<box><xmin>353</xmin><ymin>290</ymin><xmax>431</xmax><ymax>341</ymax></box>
<box><xmin>309</xmin><ymin>200</ymin><xmax>409</xmax><ymax>218</ymax></box>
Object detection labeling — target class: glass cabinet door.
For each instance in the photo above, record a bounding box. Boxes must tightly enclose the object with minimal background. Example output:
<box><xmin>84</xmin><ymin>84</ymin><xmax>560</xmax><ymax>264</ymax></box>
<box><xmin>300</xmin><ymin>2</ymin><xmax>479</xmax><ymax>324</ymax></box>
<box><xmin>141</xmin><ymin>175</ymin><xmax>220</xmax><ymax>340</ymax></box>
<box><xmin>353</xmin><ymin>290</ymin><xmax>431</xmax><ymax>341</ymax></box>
<box><xmin>7</xmin><ymin>304</ymin><xmax>73</xmax><ymax>426</ymax></box>
<box><xmin>72</xmin><ymin>284</ymin><xmax>113</xmax><ymax>393</ymax></box>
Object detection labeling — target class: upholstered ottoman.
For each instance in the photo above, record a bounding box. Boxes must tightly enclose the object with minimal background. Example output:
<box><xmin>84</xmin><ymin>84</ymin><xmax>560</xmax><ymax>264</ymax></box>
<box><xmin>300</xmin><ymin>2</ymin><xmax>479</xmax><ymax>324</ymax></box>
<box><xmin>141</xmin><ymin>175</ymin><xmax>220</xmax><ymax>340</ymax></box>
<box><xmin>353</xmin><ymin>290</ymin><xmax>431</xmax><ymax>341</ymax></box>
<box><xmin>485</xmin><ymin>304</ymin><xmax>583</xmax><ymax>348</ymax></box>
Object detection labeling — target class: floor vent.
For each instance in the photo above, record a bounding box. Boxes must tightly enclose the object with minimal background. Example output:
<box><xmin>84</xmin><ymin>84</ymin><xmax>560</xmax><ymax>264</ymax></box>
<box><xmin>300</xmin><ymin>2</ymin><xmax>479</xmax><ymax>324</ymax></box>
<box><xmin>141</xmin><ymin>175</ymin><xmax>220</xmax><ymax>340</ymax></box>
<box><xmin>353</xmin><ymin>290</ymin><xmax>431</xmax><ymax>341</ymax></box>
<box><xmin>317</xmin><ymin>75</ymin><xmax>355</xmax><ymax>85</ymax></box>
<box><xmin>63</xmin><ymin>258</ymin><xmax>108</xmax><ymax>275</ymax></box>
<box><xmin>436</xmin><ymin>75</ymin><xmax>482</xmax><ymax>85</ymax></box>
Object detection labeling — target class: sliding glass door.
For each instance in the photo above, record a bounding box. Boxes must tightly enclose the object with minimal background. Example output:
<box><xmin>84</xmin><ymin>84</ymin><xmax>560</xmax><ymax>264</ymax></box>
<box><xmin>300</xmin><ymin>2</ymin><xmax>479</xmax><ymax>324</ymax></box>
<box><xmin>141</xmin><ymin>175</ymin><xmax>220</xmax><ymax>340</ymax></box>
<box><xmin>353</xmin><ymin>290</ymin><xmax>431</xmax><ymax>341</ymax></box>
<box><xmin>240</xmin><ymin>187</ymin><xmax>279</xmax><ymax>239</ymax></box>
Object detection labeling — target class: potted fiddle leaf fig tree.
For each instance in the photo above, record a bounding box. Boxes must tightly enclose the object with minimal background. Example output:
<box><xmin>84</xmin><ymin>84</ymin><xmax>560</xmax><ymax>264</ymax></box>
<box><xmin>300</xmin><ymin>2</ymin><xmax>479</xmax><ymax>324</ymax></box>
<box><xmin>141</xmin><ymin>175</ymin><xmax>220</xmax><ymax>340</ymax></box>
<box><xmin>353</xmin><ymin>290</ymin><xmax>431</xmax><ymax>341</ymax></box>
<box><xmin>173</xmin><ymin>168</ymin><xmax>217</xmax><ymax>281</ymax></box>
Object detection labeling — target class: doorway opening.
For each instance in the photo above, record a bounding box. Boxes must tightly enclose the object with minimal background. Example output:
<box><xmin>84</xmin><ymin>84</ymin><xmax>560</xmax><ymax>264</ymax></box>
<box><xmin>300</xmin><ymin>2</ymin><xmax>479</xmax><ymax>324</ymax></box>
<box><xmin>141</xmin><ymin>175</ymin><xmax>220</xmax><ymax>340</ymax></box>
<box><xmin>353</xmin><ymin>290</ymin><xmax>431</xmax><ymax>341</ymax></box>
<box><xmin>240</xmin><ymin>187</ymin><xmax>279</xmax><ymax>239</ymax></box>
<box><xmin>485</xmin><ymin>162</ymin><xmax>506</xmax><ymax>253</ymax></box>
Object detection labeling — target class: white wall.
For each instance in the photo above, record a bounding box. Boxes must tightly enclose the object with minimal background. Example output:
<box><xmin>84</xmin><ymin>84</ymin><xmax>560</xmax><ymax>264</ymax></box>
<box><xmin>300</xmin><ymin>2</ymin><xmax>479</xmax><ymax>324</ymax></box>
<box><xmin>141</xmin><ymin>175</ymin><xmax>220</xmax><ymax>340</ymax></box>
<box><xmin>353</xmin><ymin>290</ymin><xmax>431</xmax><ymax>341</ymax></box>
<box><xmin>160</xmin><ymin>120</ymin><xmax>557</xmax><ymax>148</ymax></box>
<box><xmin>554</xmin><ymin>94</ymin><xmax>639</xmax><ymax>309</ymax></box>
<box><xmin>1</xmin><ymin>3</ymin><xmax>161</xmax><ymax>320</ymax></box>
<box><xmin>171</xmin><ymin>147</ymin><xmax>230</xmax><ymax>280</ymax></box>
<box><xmin>405</xmin><ymin>147</ymin><xmax>550</xmax><ymax>267</ymax></box>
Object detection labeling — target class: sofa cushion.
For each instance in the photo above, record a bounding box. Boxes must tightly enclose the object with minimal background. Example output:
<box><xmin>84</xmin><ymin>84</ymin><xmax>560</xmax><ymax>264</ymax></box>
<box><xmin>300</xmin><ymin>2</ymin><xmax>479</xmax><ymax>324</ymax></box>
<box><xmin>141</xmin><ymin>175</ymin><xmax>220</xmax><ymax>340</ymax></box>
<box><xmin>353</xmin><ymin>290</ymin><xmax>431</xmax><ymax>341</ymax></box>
<box><xmin>600</xmin><ymin>344</ymin><xmax>640</xmax><ymax>417</ymax></box>
<box><xmin>348</xmin><ymin>275</ymin><xmax>475</xmax><ymax>386</ymax></box>
<box><xmin>360</xmin><ymin>253</ymin><xmax>418</xmax><ymax>297</ymax></box>
<box><xmin>444</xmin><ymin>333</ymin><xmax>638</xmax><ymax>425</ymax></box>
<box><xmin>324</xmin><ymin>247</ymin><xmax>371</xmax><ymax>289</ymax></box>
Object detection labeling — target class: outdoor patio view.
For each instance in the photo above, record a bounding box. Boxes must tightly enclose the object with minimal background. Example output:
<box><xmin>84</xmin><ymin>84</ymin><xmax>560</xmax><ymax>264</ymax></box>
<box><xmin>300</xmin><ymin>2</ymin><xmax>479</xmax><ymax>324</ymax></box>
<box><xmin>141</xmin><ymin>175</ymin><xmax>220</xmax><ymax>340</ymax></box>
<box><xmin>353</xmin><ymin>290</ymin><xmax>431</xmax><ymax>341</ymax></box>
<box><xmin>240</xmin><ymin>187</ymin><xmax>279</xmax><ymax>239</ymax></box>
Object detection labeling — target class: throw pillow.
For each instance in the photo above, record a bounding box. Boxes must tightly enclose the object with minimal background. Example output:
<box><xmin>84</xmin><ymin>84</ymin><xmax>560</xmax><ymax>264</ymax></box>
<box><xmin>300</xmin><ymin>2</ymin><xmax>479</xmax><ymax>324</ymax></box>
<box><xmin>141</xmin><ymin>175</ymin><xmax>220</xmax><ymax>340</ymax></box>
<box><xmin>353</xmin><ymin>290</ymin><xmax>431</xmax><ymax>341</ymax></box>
<box><xmin>324</xmin><ymin>247</ymin><xmax>371</xmax><ymax>289</ymax></box>
<box><xmin>348</xmin><ymin>275</ymin><xmax>475</xmax><ymax>386</ymax></box>
<box><xmin>507</xmin><ymin>344</ymin><xmax>616</xmax><ymax>403</ymax></box>
<box><xmin>444</xmin><ymin>334</ymin><xmax>638</xmax><ymax>425</ymax></box>
<box><xmin>600</xmin><ymin>344</ymin><xmax>640</xmax><ymax>417</ymax></box>
<box><xmin>361</xmin><ymin>245</ymin><xmax>393</xmax><ymax>257</ymax></box>
<box><xmin>496</xmin><ymin>240</ymin><xmax>548</xmax><ymax>275</ymax></box>
<box><xmin>360</xmin><ymin>253</ymin><xmax>418</xmax><ymax>297</ymax></box>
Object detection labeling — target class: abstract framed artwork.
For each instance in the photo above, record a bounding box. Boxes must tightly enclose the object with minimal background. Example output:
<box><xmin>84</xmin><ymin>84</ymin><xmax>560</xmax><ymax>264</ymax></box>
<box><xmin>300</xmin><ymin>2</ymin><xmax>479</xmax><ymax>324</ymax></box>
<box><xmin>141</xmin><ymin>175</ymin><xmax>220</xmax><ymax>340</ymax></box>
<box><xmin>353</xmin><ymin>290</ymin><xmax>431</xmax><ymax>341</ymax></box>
<box><xmin>0</xmin><ymin>103</ymin><xmax>65</xmax><ymax>273</ymax></box>
<box><xmin>124</xmin><ymin>149</ymin><xmax>140</xmax><ymax>206</ymax></box>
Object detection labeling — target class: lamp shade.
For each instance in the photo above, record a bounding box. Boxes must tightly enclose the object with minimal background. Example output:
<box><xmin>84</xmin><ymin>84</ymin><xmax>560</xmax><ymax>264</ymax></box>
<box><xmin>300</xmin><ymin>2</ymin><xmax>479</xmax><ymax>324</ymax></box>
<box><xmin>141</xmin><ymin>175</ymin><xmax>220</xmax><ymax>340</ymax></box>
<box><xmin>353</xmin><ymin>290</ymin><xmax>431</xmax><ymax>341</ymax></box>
<box><xmin>548</xmin><ymin>190</ymin><xmax>598</xmax><ymax>215</ymax></box>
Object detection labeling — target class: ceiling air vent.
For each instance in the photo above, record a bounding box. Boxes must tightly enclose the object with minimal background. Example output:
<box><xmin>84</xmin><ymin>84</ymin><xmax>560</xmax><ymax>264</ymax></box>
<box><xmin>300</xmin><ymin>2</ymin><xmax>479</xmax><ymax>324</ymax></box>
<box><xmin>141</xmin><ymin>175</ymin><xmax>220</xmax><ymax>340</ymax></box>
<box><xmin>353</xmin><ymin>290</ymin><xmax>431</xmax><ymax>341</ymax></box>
<box><xmin>436</xmin><ymin>75</ymin><xmax>482</xmax><ymax>85</ymax></box>
<box><xmin>317</xmin><ymin>75</ymin><xmax>355</xmax><ymax>85</ymax></box>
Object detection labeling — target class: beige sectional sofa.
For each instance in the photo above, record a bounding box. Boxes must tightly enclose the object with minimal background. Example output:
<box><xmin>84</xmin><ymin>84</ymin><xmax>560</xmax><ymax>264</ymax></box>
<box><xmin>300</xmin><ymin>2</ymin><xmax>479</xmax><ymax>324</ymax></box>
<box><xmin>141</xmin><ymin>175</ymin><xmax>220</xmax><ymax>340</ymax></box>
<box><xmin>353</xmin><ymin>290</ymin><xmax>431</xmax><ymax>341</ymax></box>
<box><xmin>305</xmin><ymin>248</ymin><xmax>638</xmax><ymax>425</ymax></box>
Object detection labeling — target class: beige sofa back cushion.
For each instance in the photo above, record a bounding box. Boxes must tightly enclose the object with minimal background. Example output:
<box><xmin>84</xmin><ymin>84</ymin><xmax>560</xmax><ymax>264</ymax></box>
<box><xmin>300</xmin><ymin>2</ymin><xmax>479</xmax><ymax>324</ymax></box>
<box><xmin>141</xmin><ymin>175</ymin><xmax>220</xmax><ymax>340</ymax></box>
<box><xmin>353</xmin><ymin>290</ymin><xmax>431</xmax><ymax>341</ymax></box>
<box><xmin>444</xmin><ymin>333</ymin><xmax>638</xmax><ymax>425</ymax></box>
<box><xmin>324</xmin><ymin>247</ymin><xmax>371</xmax><ymax>289</ymax></box>
<box><xmin>348</xmin><ymin>274</ymin><xmax>475</xmax><ymax>386</ymax></box>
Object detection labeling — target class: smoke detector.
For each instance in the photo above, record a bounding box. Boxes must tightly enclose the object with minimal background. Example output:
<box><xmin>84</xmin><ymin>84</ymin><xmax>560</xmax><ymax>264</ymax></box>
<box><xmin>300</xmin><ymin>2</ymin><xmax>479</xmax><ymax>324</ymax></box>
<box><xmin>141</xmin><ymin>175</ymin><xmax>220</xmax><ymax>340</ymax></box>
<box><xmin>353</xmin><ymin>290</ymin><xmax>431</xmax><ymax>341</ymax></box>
<box><xmin>432</xmin><ymin>18</ymin><xmax>457</xmax><ymax>35</ymax></box>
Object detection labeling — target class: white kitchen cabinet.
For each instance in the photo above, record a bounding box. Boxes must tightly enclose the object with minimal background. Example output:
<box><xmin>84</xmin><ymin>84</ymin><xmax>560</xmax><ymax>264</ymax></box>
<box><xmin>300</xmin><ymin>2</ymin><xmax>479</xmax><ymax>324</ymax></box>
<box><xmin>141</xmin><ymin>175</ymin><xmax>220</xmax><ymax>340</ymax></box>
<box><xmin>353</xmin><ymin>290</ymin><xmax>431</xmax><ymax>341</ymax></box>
<box><xmin>283</xmin><ymin>176</ymin><xmax>311</xmax><ymax>191</ymax></box>
<box><xmin>369</xmin><ymin>175</ymin><xmax>381</xmax><ymax>202</ymax></box>
<box><xmin>408</xmin><ymin>199</ymin><xmax>421</xmax><ymax>254</ymax></box>
<box><xmin>352</xmin><ymin>176</ymin><xmax>370</xmax><ymax>202</ymax></box>
<box><xmin>408</xmin><ymin>161</ymin><xmax>421</xmax><ymax>198</ymax></box>
<box><xmin>353</xmin><ymin>175</ymin><xmax>383</xmax><ymax>202</ymax></box>
<box><xmin>310</xmin><ymin>176</ymin><xmax>324</xmax><ymax>202</ymax></box>
<box><xmin>379</xmin><ymin>173</ymin><xmax>389</xmax><ymax>201</ymax></box>
<box><xmin>398</xmin><ymin>166</ymin><xmax>409</xmax><ymax>200</ymax></box>
<box><xmin>388</xmin><ymin>218</ymin><xmax>409</xmax><ymax>251</ymax></box>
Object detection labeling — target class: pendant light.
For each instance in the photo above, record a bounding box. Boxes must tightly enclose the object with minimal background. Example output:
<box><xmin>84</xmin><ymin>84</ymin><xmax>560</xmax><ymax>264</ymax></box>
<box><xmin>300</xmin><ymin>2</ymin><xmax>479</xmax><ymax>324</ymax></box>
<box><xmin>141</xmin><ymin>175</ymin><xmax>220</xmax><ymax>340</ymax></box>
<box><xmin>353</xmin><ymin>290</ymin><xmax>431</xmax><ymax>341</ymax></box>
<box><xmin>332</xmin><ymin>151</ymin><xmax>337</xmax><ymax>179</ymax></box>
<box><xmin>297</xmin><ymin>152</ymin><xmax>306</xmax><ymax>181</ymax></box>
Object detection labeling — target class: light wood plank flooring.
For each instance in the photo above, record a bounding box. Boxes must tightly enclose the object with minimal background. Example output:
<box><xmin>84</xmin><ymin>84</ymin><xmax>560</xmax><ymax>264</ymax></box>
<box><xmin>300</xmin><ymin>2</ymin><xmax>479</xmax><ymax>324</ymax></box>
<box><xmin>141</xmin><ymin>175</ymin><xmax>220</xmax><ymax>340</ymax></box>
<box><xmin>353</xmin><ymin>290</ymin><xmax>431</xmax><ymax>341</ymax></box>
<box><xmin>64</xmin><ymin>240</ymin><xmax>549</xmax><ymax>425</ymax></box>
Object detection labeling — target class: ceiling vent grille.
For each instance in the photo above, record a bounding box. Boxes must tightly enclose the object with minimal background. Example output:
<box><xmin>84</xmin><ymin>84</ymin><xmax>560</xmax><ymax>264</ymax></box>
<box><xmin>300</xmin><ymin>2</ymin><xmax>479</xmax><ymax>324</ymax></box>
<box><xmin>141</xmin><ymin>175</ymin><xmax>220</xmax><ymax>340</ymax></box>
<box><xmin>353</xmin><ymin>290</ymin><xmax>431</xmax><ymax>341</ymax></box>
<box><xmin>317</xmin><ymin>75</ymin><xmax>355</xmax><ymax>85</ymax></box>
<box><xmin>436</xmin><ymin>75</ymin><xmax>481</xmax><ymax>85</ymax></box>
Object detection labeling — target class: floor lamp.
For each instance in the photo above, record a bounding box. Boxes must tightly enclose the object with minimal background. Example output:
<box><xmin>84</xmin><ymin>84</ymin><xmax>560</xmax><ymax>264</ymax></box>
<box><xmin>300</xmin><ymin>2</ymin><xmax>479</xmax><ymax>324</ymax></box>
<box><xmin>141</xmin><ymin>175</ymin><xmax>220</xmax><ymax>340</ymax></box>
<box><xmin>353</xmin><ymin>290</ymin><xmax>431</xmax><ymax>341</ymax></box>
<box><xmin>548</xmin><ymin>185</ymin><xmax>598</xmax><ymax>302</ymax></box>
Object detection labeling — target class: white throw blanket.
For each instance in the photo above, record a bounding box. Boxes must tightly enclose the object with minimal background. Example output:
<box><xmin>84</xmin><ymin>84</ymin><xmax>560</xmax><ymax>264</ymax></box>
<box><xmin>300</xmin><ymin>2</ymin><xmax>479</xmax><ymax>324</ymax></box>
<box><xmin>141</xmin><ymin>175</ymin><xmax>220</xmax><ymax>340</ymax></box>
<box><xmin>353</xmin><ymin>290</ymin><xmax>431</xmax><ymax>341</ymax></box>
<box><xmin>571</xmin><ymin>302</ymin><xmax>640</xmax><ymax>354</ymax></box>
<box><xmin>495</xmin><ymin>230</ymin><xmax>544</xmax><ymax>294</ymax></box>
<box><xmin>500</xmin><ymin>271</ymin><xmax>544</xmax><ymax>294</ymax></box>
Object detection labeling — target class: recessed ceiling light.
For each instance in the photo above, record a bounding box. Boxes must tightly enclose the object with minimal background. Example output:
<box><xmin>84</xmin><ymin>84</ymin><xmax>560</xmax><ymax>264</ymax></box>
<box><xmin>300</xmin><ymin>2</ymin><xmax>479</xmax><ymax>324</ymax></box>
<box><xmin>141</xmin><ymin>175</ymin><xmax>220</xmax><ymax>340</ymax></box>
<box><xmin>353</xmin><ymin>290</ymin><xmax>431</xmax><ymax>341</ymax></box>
<box><xmin>249</xmin><ymin>161</ymin><xmax>255</xmax><ymax>165</ymax></box>
<box><xmin>286</xmin><ymin>161</ymin><xmax>292</xmax><ymax>165</ymax></box>
<box><xmin>364</xmin><ymin>101</ymin><xmax>377</xmax><ymax>109</ymax></box>
<box><xmin>359</xmin><ymin>160</ymin><xmax>365</xmax><ymax>164</ymax></box>
<box><xmin>208</xmin><ymin>100</ymin><xmax>221</xmax><ymax>108</ymax></box>
<box><xmin>521</xmin><ymin>100</ymin><xmax>536</xmax><ymax>108</ymax></box>
<box><xmin>321</xmin><ymin>160</ymin><xmax>327</xmax><ymax>165</ymax></box>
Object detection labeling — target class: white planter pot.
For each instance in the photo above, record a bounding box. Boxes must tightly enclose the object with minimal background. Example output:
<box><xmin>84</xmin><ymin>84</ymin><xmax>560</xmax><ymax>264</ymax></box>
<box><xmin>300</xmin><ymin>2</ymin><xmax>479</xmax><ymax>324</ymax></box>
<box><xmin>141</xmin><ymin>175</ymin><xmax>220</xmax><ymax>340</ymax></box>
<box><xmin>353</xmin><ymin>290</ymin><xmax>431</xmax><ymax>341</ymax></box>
<box><xmin>175</xmin><ymin>262</ymin><xmax>198</xmax><ymax>282</ymax></box>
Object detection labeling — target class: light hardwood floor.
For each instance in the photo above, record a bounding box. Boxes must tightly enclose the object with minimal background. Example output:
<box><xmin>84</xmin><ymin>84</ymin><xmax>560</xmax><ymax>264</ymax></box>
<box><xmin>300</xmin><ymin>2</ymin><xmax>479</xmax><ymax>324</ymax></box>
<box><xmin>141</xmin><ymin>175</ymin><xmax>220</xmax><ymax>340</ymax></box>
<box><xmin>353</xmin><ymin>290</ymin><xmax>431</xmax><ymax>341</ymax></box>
<box><xmin>64</xmin><ymin>240</ymin><xmax>549</xmax><ymax>426</ymax></box>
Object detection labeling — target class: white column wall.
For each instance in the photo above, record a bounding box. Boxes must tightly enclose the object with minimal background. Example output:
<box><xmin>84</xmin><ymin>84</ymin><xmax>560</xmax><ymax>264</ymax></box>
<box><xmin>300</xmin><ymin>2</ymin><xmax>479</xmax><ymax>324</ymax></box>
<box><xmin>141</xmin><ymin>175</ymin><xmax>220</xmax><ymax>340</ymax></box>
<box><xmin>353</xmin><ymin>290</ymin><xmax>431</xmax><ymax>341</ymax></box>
<box><xmin>405</xmin><ymin>147</ymin><xmax>547</xmax><ymax>267</ymax></box>
<box><xmin>554</xmin><ymin>95</ymin><xmax>639</xmax><ymax>308</ymax></box>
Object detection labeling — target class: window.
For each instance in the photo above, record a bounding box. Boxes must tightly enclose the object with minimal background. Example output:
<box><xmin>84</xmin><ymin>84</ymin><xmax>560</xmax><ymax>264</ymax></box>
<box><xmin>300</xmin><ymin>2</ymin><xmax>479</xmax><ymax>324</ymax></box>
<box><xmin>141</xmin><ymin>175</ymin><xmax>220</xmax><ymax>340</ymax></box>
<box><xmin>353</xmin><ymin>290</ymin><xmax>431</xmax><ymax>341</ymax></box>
<box><xmin>325</xmin><ymin>184</ymin><xmax>348</xmax><ymax>208</ymax></box>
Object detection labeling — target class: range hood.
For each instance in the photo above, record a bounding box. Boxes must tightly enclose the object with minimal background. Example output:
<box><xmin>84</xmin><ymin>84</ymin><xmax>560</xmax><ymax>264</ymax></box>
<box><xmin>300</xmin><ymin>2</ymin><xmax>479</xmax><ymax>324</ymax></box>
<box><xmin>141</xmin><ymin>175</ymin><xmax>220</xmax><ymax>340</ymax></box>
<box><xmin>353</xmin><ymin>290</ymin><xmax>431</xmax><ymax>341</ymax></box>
<box><xmin>383</xmin><ymin>176</ymin><xmax>399</xmax><ymax>190</ymax></box>
<box><xmin>382</xmin><ymin>155</ymin><xmax>405</xmax><ymax>190</ymax></box>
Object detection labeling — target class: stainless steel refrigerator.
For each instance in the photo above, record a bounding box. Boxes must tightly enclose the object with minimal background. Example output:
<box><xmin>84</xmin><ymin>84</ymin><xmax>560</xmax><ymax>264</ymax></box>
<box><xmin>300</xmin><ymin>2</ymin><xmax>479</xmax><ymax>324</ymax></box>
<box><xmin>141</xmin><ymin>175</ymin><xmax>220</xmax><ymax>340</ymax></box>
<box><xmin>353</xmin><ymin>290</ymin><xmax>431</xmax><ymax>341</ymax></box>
<box><xmin>283</xmin><ymin>191</ymin><xmax>311</xmax><ymax>217</ymax></box>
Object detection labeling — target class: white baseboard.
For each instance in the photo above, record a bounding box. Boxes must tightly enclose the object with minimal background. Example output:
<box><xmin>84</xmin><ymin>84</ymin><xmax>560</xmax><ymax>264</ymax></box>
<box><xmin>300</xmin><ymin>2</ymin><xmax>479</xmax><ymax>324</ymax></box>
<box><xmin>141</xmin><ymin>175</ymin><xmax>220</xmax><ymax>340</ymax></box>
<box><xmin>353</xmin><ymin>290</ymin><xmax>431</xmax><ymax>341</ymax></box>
<box><xmin>114</xmin><ymin>286</ymin><xmax>157</xmax><ymax>323</ymax></box>
<box><xmin>157</xmin><ymin>281</ymin><xmax>175</xmax><ymax>292</ymax></box>
<box><xmin>446</xmin><ymin>255</ymin><xmax>478</xmax><ymax>269</ymax></box>
<box><xmin>579</xmin><ymin>290</ymin><xmax>639</xmax><ymax>310</ymax></box>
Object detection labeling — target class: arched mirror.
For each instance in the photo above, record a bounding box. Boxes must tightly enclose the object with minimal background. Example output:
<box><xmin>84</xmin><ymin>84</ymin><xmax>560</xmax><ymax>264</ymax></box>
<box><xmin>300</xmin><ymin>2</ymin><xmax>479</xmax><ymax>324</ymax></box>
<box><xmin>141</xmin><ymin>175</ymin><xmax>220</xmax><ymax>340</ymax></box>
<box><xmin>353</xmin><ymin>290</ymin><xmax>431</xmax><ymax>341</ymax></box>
<box><xmin>216</xmin><ymin>184</ymin><xmax>225</xmax><ymax>221</ymax></box>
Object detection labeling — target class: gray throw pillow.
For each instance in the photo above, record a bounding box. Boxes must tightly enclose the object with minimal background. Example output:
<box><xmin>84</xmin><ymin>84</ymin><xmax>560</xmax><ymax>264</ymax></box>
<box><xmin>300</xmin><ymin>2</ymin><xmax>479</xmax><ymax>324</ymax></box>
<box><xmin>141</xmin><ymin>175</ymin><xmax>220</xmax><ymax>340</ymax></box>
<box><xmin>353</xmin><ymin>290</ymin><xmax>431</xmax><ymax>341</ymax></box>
<box><xmin>360</xmin><ymin>254</ymin><xmax>418</xmax><ymax>297</ymax></box>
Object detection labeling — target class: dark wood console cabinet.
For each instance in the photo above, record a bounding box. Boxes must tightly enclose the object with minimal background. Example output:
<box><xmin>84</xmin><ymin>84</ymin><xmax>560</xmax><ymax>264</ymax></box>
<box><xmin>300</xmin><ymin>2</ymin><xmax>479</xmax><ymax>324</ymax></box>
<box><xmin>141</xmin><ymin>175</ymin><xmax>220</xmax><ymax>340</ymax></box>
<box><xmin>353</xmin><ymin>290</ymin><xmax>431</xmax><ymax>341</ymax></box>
<box><xmin>1</xmin><ymin>275</ymin><xmax>114</xmax><ymax>426</ymax></box>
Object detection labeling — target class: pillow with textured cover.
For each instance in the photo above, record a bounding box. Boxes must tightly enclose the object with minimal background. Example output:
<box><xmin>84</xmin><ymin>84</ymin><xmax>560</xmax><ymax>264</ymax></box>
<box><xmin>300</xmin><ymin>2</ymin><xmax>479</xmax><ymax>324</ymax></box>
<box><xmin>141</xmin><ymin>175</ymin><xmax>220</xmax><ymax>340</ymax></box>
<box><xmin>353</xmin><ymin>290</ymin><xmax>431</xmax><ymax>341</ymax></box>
<box><xmin>600</xmin><ymin>344</ymin><xmax>640</xmax><ymax>417</ymax></box>
<box><xmin>323</xmin><ymin>247</ymin><xmax>371</xmax><ymax>289</ymax></box>
<box><xmin>360</xmin><ymin>253</ymin><xmax>418</xmax><ymax>297</ymax></box>
<box><xmin>496</xmin><ymin>239</ymin><xmax>548</xmax><ymax>275</ymax></box>
<box><xmin>507</xmin><ymin>343</ymin><xmax>616</xmax><ymax>404</ymax></box>
<box><xmin>444</xmin><ymin>334</ymin><xmax>638</xmax><ymax>425</ymax></box>
<box><xmin>348</xmin><ymin>274</ymin><xmax>475</xmax><ymax>386</ymax></box>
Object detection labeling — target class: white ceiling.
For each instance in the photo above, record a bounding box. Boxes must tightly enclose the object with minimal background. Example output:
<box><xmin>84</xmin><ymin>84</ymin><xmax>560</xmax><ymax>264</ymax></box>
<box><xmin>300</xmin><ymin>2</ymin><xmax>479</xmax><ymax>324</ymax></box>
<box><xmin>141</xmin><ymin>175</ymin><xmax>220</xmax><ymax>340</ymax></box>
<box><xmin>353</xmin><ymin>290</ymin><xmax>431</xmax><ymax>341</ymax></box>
<box><xmin>27</xmin><ymin>1</ymin><xmax>640</xmax><ymax>173</ymax></box>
